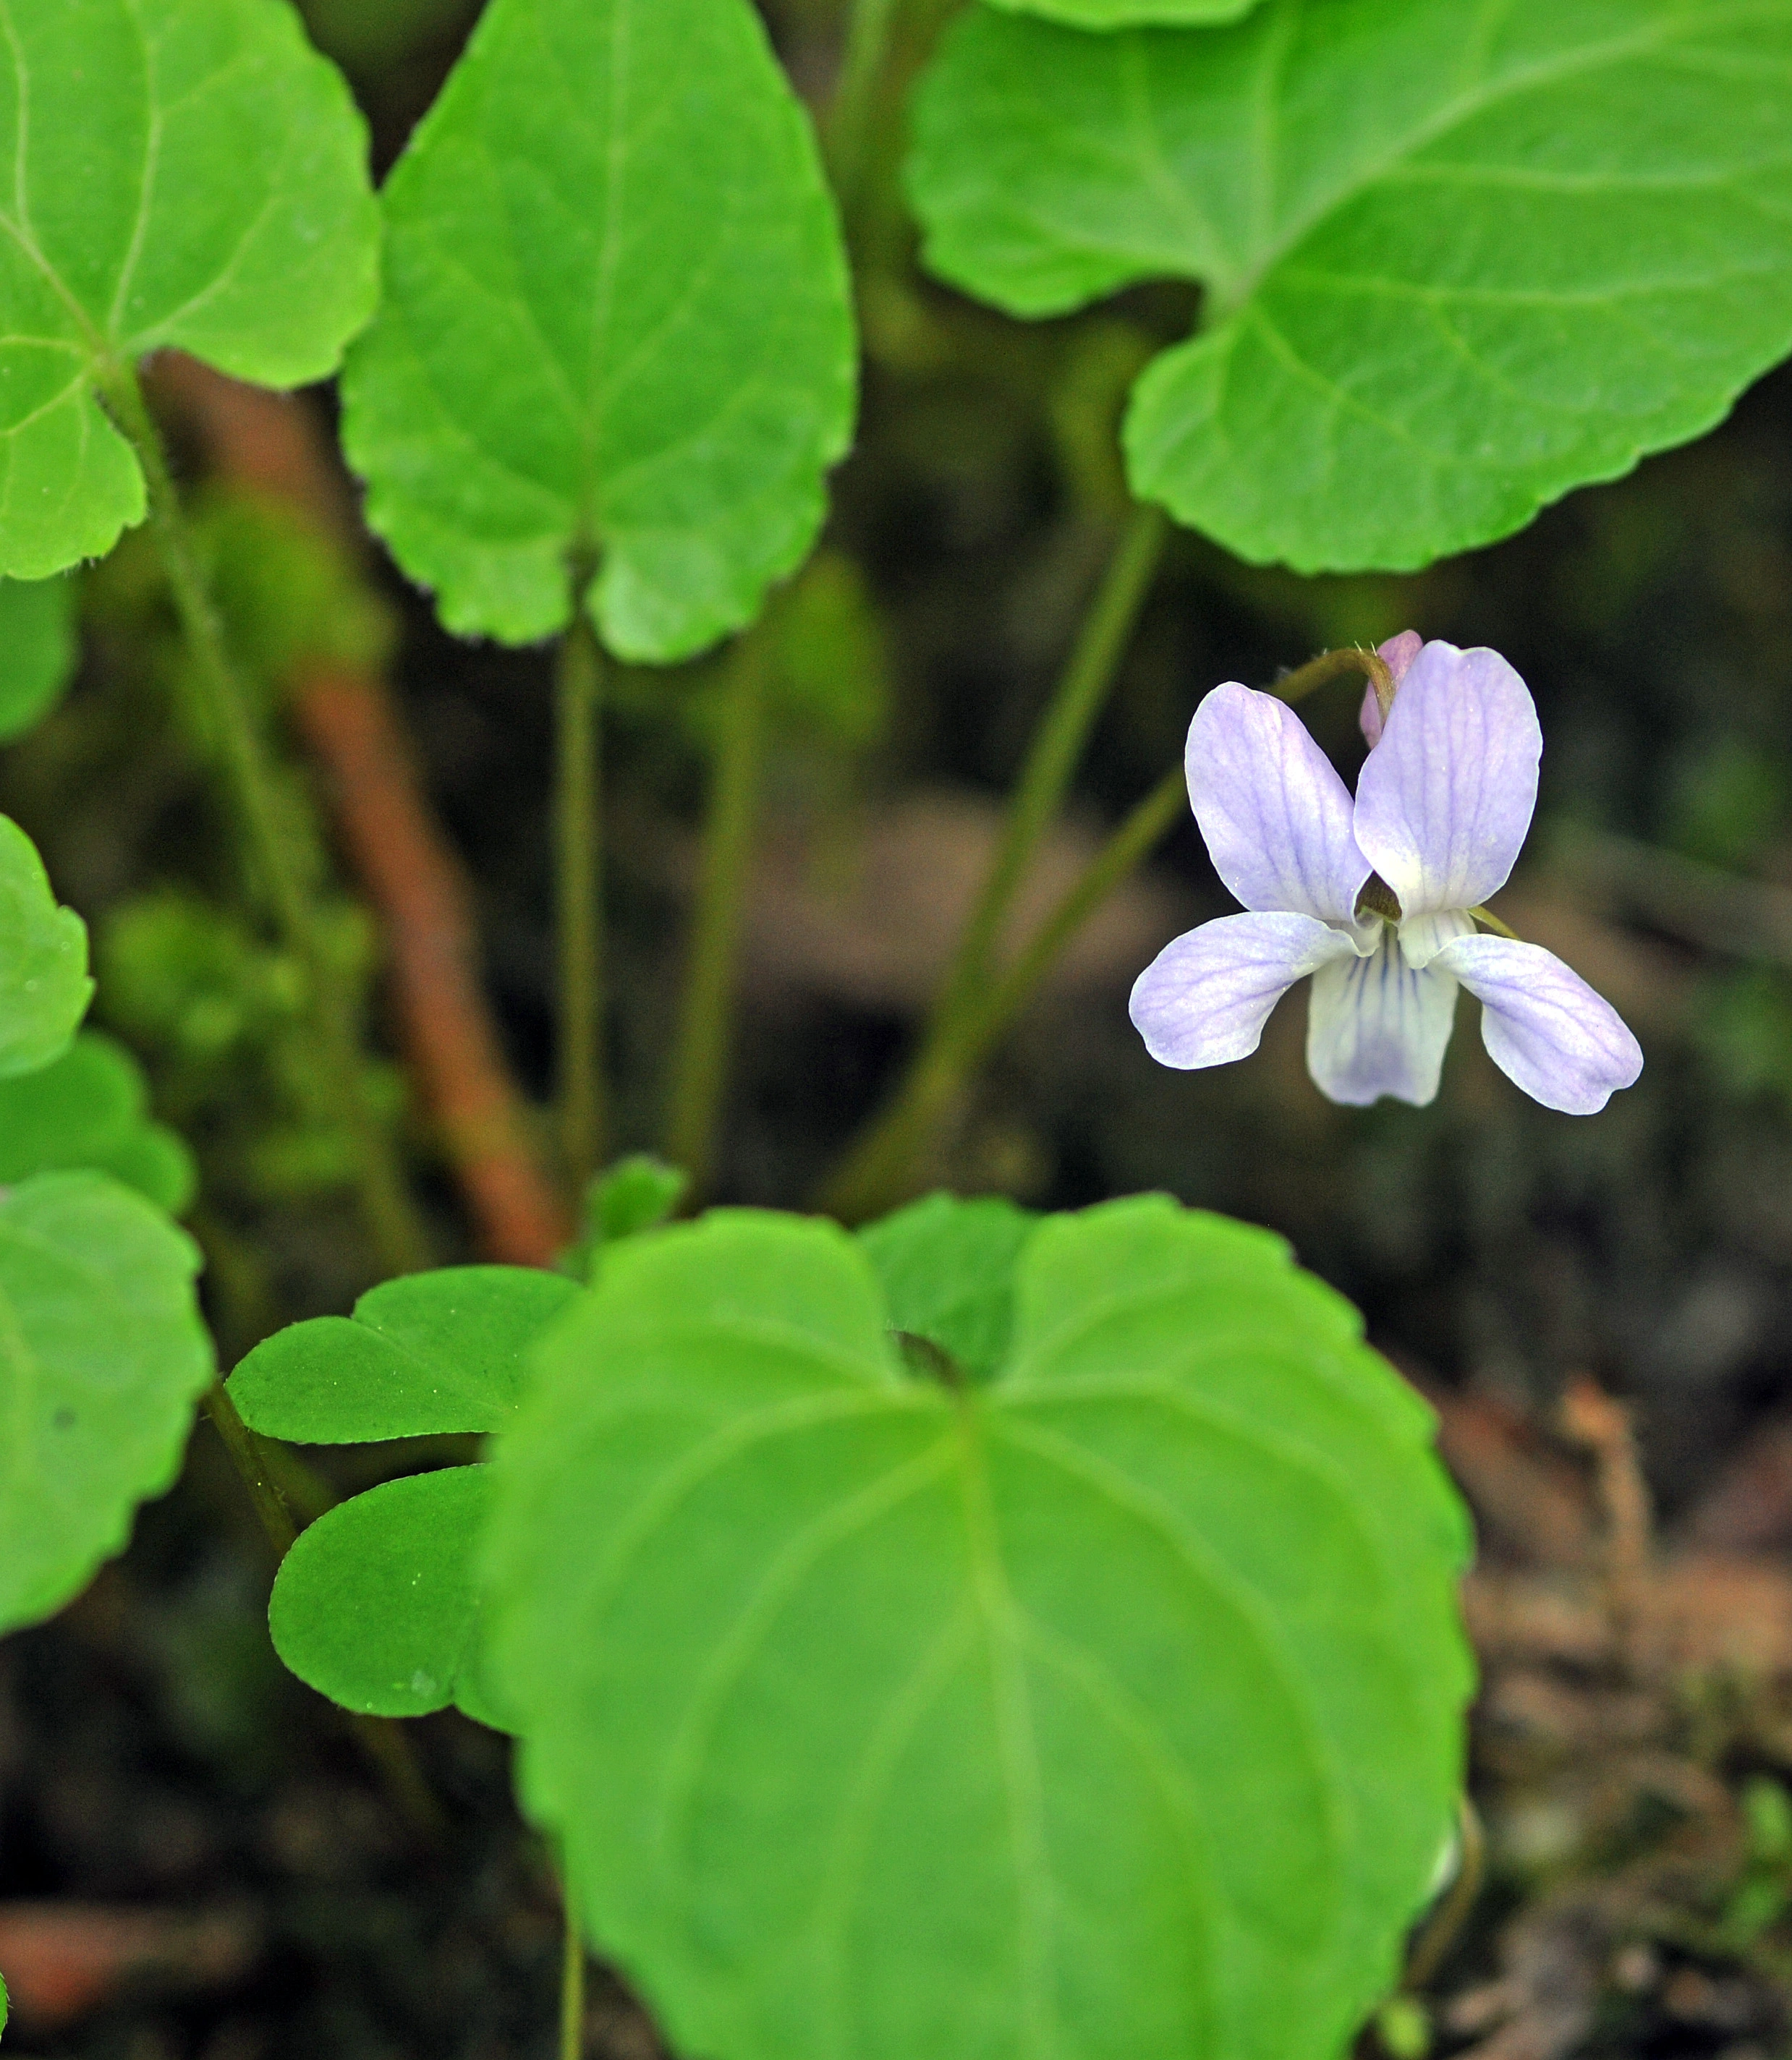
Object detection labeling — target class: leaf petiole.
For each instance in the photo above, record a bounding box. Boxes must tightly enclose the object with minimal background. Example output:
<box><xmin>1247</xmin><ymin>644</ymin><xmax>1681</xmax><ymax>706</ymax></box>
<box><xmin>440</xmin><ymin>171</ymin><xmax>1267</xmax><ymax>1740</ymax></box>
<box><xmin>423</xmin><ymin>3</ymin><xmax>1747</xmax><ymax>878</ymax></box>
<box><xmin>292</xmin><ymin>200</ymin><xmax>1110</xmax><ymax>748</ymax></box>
<box><xmin>663</xmin><ymin>630</ymin><xmax>772</xmax><ymax>1199</ymax></box>
<box><xmin>556</xmin><ymin>569</ymin><xmax>607</xmax><ymax>1192</ymax></box>
<box><xmin>560</xmin><ymin>1878</ymin><xmax>587</xmax><ymax>2060</ymax></box>
<box><xmin>95</xmin><ymin>362</ymin><xmax>432</xmax><ymax>1280</ymax></box>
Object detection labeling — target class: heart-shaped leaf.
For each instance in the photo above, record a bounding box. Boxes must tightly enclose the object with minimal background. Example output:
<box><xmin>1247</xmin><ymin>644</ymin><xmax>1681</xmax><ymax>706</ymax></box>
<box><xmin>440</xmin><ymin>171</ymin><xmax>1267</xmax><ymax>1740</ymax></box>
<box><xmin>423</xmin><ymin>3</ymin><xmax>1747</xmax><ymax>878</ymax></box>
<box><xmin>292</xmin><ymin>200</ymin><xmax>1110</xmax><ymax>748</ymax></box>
<box><xmin>270</xmin><ymin>1465</ymin><xmax>498</xmax><ymax>1721</ymax></box>
<box><xmin>858</xmin><ymin>1191</ymin><xmax>1037</xmax><ymax>1383</ymax></box>
<box><xmin>0</xmin><ymin>816</ymin><xmax>90</xmax><ymax>1080</ymax></box>
<box><xmin>341</xmin><ymin>0</ymin><xmax>857</xmax><ymax>660</ymax></box>
<box><xmin>483</xmin><ymin>1199</ymin><xmax>1471</xmax><ymax>2060</ymax></box>
<box><xmin>229</xmin><ymin>1265</ymin><xmax>582</xmax><ymax>1444</ymax></box>
<box><xmin>0</xmin><ymin>574</ymin><xmax>77</xmax><ymax>742</ymax></box>
<box><xmin>908</xmin><ymin>1</ymin><xmax>1792</xmax><ymax>571</ymax></box>
<box><xmin>0</xmin><ymin>1032</ymin><xmax>195</xmax><ymax>1213</ymax></box>
<box><xmin>0</xmin><ymin>1172</ymin><xmax>213</xmax><ymax>1634</ymax></box>
<box><xmin>0</xmin><ymin>0</ymin><xmax>379</xmax><ymax>579</ymax></box>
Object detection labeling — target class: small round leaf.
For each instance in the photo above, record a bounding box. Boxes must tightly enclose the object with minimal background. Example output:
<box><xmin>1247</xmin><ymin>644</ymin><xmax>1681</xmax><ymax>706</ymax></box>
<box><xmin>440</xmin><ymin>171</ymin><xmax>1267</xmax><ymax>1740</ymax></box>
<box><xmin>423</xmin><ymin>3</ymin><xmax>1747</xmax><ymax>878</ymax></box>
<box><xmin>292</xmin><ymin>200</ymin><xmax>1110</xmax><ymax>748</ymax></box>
<box><xmin>229</xmin><ymin>1265</ymin><xmax>582</xmax><ymax>1444</ymax></box>
<box><xmin>0</xmin><ymin>816</ymin><xmax>90</xmax><ymax>1080</ymax></box>
<box><xmin>270</xmin><ymin>1467</ymin><xmax>493</xmax><ymax>1720</ymax></box>
<box><xmin>0</xmin><ymin>574</ymin><xmax>77</xmax><ymax>743</ymax></box>
<box><xmin>0</xmin><ymin>1031</ymin><xmax>195</xmax><ymax>1212</ymax></box>
<box><xmin>0</xmin><ymin>1172</ymin><xmax>213</xmax><ymax>1633</ymax></box>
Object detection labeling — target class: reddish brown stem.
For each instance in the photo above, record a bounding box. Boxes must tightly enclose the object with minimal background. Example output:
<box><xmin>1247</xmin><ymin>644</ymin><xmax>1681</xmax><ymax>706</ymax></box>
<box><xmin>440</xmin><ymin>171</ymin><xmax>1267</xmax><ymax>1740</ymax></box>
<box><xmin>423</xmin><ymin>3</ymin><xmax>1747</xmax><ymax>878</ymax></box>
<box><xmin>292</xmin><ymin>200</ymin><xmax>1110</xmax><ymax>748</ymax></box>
<box><xmin>292</xmin><ymin>667</ymin><xmax>569</xmax><ymax>1264</ymax></box>
<box><xmin>152</xmin><ymin>354</ymin><xmax>571</xmax><ymax>1267</ymax></box>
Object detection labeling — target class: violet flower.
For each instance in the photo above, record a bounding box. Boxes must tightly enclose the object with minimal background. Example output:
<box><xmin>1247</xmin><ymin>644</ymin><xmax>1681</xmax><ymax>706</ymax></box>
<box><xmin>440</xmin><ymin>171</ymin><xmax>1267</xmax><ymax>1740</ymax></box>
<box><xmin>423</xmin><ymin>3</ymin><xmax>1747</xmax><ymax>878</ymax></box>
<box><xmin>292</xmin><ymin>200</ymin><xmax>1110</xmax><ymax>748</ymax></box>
<box><xmin>1129</xmin><ymin>634</ymin><xmax>1642</xmax><ymax>1113</ymax></box>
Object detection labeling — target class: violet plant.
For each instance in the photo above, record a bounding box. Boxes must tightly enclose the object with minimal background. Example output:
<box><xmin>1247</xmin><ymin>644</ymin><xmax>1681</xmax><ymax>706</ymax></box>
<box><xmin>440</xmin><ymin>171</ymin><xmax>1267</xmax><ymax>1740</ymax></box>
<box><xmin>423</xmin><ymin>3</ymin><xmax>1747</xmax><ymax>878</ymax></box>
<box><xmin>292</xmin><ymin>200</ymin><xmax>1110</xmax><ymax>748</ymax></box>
<box><xmin>1131</xmin><ymin>636</ymin><xmax>1644</xmax><ymax>1113</ymax></box>
<box><xmin>0</xmin><ymin>1</ymin><xmax>1788</xmax><ymax>2057</ymax></box>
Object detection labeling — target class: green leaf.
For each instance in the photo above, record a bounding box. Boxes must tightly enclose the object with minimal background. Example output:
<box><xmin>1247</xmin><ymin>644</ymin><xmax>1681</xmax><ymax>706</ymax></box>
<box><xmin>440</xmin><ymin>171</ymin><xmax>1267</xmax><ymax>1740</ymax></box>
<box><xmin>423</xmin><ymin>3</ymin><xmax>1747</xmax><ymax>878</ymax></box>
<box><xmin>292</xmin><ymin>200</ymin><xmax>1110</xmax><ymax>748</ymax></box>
<box><xmin>987</xmin><ymin>0</ymin><xmax>1261</xmax><ymax>26</ymax></box>
<box><xmin>909</xmin><ymin>1</ymin><xmax>1792</xmax><ymax>571</ymax></box>
<box><xmin>0</xmin><ymin>1172</ymin><xmax>213</xmax><ymax>1633</ymax></box>
<box><xmin>859</xmin><ymin>1192</ymin><xmax>1037</xmax><ymax>1383</ymax></box>
<box><xmin>0</xmin><ymin>574</ymin><xmax>77</xmax><ymax>742</ymax></box>
<box><xmin>340</xmin><ymin>0</ymin><xmax>857</xmax><ymax>658</ymax></box>
<box><xmin>228</xmin><ymin>1264</ymin><xmax>583</xmax><ymax>1444</ymax></box>
<box><xmin>269</xmin><ymin>1465</ymin><xmax>496</xmax><ymax>1719</ymax></box>
<box><xmin>483</xmin><ymin>1199</ymin><xmax>1472</xmax><ymax>2060</ymax></box>
<box><xmin>592</xmin><ymin>1155</ymin><xmax>690</xmax><ymax>1248</ymax></box>
<box><xmin>0</xmin><ymin>815</ymin><xmax>90</xmax><ymax>1079</ymax></box>
<box><xmin>0</xmin><ymin>0</ymin><xmax>379</xmax><ymax>578</ymax></box>
<box><xmin>0</xmin><ymin>1031</ymin><xmax>195</xmax><ymax>1213</ymax></box>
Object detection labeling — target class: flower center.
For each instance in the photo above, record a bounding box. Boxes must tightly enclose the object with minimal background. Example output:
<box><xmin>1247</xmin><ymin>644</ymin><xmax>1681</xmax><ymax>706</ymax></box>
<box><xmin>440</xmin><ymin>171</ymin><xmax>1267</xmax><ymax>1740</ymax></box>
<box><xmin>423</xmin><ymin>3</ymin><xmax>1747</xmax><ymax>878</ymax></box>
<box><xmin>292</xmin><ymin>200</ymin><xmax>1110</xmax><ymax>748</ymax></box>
<box><xmin>1355</xmin><ymin>874</ymin><xmax>1402</xmax><ymax>924</ymax></box>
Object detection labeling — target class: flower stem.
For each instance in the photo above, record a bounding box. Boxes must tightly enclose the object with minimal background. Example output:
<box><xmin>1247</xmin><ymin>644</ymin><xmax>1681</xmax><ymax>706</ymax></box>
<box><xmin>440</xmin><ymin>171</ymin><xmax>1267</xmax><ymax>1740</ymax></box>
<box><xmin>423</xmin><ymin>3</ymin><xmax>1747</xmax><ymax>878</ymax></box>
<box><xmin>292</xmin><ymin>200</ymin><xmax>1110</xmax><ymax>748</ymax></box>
<box><xmin>818</xmin><ymin>634</ymin><xmax>1390</xmax><ymax>1222</ymax></box>
<box><xmin>556</xmin><ymin>576</ymin><xmax>607</xmax><ymax>1193</ymax></box>
<box><xmin>100</xmin><ymin>362</ymin><xmax>431</xmax><ymax>1280</ymax></box>
<box><xmin>817</xmin><ymin>503</ymin><xmax>1167</xmax><ymax>1220</ymax></box>
<box><xmin>937</xmin><ymin>502</ymin><xmax>1168</xmax><ymax>1028</ymax></box>
<box><xmin>662</xmin><ymin>633</ymin><xmax>771</xmax><ymax>1199</ymax></box>
<box><xmin>820</xmin><ymin>760</ymin><xmax>1187</xmax><ymax>1222</ymax></box>
<box><xmin>1272</xmin><ymin>642</ymin><xmax>1393</xmax><ymax>712</ymax></box>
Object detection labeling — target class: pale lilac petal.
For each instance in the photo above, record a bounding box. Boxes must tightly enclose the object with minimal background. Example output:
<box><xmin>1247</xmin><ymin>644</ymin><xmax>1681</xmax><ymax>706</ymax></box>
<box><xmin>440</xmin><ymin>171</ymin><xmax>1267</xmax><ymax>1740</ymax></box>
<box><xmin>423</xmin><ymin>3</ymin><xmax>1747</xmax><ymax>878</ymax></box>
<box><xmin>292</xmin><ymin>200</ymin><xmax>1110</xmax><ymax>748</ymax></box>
<box><xmin>1186</xmin><ymin>683</ymin><xmax>1371</xmax><ymax>925</ymax></box>
<box><xmin>1131</xmin><ymin>911</ymin><xmax>1362</xmax><ymax>1070</ymax></box>
<box><xmin>1432</xmin><ymin>935</ymin><xmax>1642</xmax><ymax>1115</ymax></box>
<box><xmin>1307</xmin><ymin>928</ymin><xmax>1461</xmax><ymax>1107</ymax></box>
<box><xmin>1359</xmin><ymin>631</ymin><xmax>1423</xmax><ymax>748</ymax></box>
<box><xmin>1353</xmin><ymin>642</ymin><xmax>1541</xmax><ymax>916</ymax></box>
<box><xmin>1397</xmin><ymin>908</ymin><xmax>1475</xmax><ymax>971</ymax></box>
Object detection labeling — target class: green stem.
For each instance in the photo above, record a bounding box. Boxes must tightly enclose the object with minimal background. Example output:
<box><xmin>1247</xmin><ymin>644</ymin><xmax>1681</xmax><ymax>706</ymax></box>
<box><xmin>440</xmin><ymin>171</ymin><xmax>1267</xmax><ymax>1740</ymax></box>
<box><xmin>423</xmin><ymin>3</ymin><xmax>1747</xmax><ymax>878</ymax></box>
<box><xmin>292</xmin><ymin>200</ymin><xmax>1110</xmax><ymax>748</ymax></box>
<box><xmin>1402</xmin><ymin>1797</ymin><xmax>1486</xmax><ymax>1991</ymax></box>
<box><xmin>1271</xmin><ymin>642</ymin><xmax>1393</xmax><ymax>712</ymax></box>
<box><xmin>100</xmin><ymin>363</ymin><xmax>430</xmax><ymax>1280</ymax></box>
<box><xmin>556</xmin><ymin>582</ymin><xmax>606</xmax><ymax>1192</ymax></box>
<box><xmin>823</xmin><ymin>0</ymin><xmax>901</xmax><ymax>215</ymax></box>
<box><xmin>820</xmin><ymin>762</ymin><xmax>1186</xmax><ymax>1222</ymax></box>
<box><xmin>202</xmin><ymin>1383</ymin><xmax>300</xmax><ymax>1555</ymax></box>
<box><xmin>818</xmin><ymin>504</ymin><xmax>1168</xmax><ymax>1220</ymax></box>
<box><xmin>560</xmin><ymin>1887</ymin><xmax>587</xmax><ymax>2060</ymax></box>
<box><xmin>818</xmin><ymin>636</ymin><xmax>1385</xmax><ymax>1222</ymax></box>
<box><xmin>932</xmin><ymin>504</ymin><xmax>1168</xmax><ymax>1036</ymax></box>
<box><xmin>662</xmin><ymin>634</ymin><xmax>771</xmax><ymax>1199</ymax></box>
<box><xmin>201</xmin><ymin>1381</ymin><xmax>443</xmax><ymax>1841</ymax></box>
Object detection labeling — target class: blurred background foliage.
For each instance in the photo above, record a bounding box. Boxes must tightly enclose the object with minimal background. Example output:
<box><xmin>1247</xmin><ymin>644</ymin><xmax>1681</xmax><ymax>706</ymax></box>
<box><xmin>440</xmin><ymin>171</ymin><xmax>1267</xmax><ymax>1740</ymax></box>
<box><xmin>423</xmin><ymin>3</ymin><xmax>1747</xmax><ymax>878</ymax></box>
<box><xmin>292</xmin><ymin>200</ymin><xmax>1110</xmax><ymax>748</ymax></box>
<box><xmin>7</xmin><ymin>1</ymin><xmax>1792</xmax><ymax>2054</ymax></box>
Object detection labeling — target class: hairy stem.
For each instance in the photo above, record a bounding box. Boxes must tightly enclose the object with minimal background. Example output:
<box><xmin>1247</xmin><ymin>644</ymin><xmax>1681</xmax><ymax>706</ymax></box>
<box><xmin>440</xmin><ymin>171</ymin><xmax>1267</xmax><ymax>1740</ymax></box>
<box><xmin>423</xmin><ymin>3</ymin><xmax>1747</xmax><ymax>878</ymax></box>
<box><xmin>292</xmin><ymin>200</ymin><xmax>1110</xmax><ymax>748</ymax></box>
<box><xmin>101</xmin><ymin>363</ymin><xmax>430</xmax><ymax>1279</ymax></box>
<box><xmin>556</xmin><ymin>584</ymin><xmax>607</xmax><ymax>1192</ymax></box>
<box><xmin>1273</xmin><ymin>641</ymin><xmax>1393</xmax><ymax>712</ymax></box>
<box><xmin>663</xmin><ymin>634</ymin><xmax>771</xmax><ymax>1199</ymax></box>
